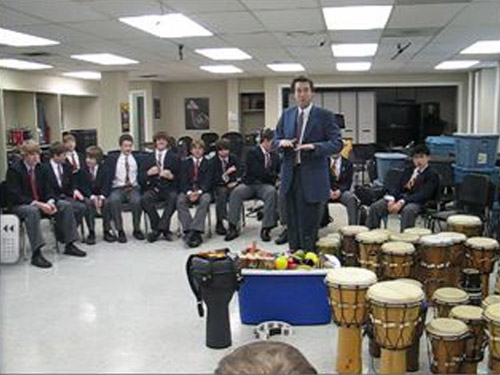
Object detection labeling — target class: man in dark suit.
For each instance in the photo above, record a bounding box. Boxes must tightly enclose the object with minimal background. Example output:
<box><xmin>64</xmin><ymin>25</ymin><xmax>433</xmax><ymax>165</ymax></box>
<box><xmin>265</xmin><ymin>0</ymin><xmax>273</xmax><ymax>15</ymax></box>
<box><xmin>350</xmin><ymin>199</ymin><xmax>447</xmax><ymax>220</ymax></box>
<box><xmin>367</xmin><ymin>144</ymin><xmax>439</xmax><ymax>231</ymax></box>
<box><xmin>210</xmin><ymin>139</ymin><xmax>241</xmax><ymax>235</ymax></box>
<box><xmin>140</xmin><ymin>131</ymin><xmax>180</xmax><ymax>242</ymax></box>
<box><xmin>63</xmin><ymin>133</ymin><xmax>85</xmax><ymax>175</ymax></box>
<box><xmin>101</xmin><ymin>134</ymin><xmax>145</xmax><ymax>243</ymax></box>
<box><xmin>6</xmin><ymin>140</ymin><xmax>85</xmax><ymax>268</ymax></box>
<box><xmin>225</xmin><ymin>129</ymin><xmax>280</xmax><ymax>242</ymax></box>
<box><xmin>275</xmin><ymin>76</ymin><xmax>343</xmax><ymax>252</ymax></box>
<box><xmin>177</xmin><ymin>140</ymin><xmax>213</xmax><ymax>247</ymax></box>
<box><xmin>321</xmin><ymin>154</ymin><xmax>358</xmax><ymax>226</ymax></box>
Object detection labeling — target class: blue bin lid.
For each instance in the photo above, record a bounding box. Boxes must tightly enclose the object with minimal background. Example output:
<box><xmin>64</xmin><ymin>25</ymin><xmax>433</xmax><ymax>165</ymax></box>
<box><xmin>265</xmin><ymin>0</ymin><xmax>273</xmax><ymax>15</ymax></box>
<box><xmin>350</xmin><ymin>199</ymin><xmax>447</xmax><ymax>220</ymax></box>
<box><xmin>375</xmin><ymin>152</ymin><xmax>408</xmax><ymax>160</ymax></box>
<box><xmin>453</xmin><ymin>133</ymin><xmax>500</xmax><ymax>139</ymax></box>
<box><xmin>426</xmin><ymin>136</ymin><xmax>455</xmax><ymax>145</ymax></box>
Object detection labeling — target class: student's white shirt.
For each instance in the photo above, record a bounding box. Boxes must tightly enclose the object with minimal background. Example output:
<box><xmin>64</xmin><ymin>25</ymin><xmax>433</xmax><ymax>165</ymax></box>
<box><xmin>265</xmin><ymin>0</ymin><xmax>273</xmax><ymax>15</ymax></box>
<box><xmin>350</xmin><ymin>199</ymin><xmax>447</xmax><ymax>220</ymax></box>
<box><xmin>297</xmin><ymin>102</ymin><xmax>313</xmax><ymax>144</ymax></box>
<box><xmin>50</xmin><ymin>160</ymin><xmax>63</xmax><ymax>187</ymax></box>
<box><xmin>156</xmin><ymin>149</ymin><xmax>166</xmax><ymax>169</ymax></box>
<box><xmin>112</xmin><ymin>152</ymin><xmax>137</xmax><ymax>188</ymax></box>
<box><xmin>66</xmin><ymin>150</ymin><xmax>80</xmax><ymax>169</ymax></box>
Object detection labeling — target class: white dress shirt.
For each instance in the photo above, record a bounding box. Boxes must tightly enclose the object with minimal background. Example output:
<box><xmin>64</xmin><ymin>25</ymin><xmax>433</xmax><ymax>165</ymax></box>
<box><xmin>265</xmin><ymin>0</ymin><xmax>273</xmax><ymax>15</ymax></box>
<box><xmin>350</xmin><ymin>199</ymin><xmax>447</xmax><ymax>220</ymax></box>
<box><xmin>112</xmin><ymin>153</ymin><xmax>138</xmax><ymax>188</ymax></box>
<box><xmin>296</xmin><ymin>102</ymin><xmax>313</xmax><ymax>164</ymax></box>
<box><xmin>156</xmin><ymin>149</ymin><xmax>166</xmax><ymax>169</ymax></box>
<box><xmin>66</xmin><ymin>150</ymin><xmax>80</xmax><ymax>170</ymax></box>
<box><xmin>331</xmin><ymin>156</ymin><xmax>342</xmax><ymax>178</ymax></box>
<box><xmin>50</xmin><ymin>160</ymin><xmax>63</xmax><ymax>187</ymax></box>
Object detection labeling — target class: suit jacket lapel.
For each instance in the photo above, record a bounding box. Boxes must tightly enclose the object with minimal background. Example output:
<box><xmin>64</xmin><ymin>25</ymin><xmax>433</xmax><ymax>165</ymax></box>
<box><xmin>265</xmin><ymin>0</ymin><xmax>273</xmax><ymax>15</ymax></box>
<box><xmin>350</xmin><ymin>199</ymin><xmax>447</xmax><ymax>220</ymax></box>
<box><xmin>291</xmin><ymin>107</ymin><xmax>299</xmax><ymax>139</ymax></box>
<box><xmin>302</xmin><ymin>105</ymin><xmax>315</xmax><ymax>142</ymax></box>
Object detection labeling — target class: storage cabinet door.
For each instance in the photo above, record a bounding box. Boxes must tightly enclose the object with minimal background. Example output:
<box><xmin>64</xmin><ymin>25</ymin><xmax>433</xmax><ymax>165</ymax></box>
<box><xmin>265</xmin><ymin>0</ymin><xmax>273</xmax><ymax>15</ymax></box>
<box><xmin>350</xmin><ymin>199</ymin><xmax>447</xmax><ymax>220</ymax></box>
<box><xmin>323</xmin><ymin>92</ymin><xmax>340</xmax><ymax>113</ymax></box>
<box><xmin>340</xmin><ymin>91</ymin><xmax>357</xmax><ymax>142</ymax></box>
<box><xmin>357</xmin><ymin>91</ymin><xmax>376</xmax><ymax>144</ymax></box>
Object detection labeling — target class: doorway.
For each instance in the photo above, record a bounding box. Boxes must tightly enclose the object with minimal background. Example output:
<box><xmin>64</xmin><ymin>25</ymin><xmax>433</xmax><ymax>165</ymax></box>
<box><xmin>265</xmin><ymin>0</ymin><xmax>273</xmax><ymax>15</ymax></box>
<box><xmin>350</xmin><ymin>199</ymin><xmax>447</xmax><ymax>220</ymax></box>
<box><xmin>129</xmin><ymin>90</ymin><xmax>147</xmax><ymax>150</ymax></box>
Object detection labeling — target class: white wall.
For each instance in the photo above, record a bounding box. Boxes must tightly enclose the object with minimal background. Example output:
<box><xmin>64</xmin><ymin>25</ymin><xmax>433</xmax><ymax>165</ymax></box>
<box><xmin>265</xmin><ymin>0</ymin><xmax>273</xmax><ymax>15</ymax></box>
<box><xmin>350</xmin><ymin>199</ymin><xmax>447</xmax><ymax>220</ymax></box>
<box><xmin>476</xmin><ymin>67</ymin><xmax>497</xmax><ymax>134</ymax></box>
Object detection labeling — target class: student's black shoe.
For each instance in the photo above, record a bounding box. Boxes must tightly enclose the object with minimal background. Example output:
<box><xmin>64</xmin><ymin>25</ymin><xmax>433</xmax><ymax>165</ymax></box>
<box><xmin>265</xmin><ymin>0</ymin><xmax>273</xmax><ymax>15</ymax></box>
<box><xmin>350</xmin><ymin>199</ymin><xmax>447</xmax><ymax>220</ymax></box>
<box><xmin>133</xmin><ymin>230</ymin><xmax>145</xmax><ymax>241</ymax></box>
<box><xmin>260</xmin><ymin>228</ymin><xmax>271</xmax><ymax>242</ymax></box>
<box><xmin>118</xmin><ymin>230</ymin><xmax>127</xmax><ymax>243</ymax></box>
<box><xmin>192</xmin><ymin>232</ymin><xmax>203</xmax><ymax>247</ymax></box>
<box><xmin>275</xmin><ymin>228</ymin><xmax>288</xmax><ymax>245</ymax></box>
<box><xmin>31</xmin><ymin>249</ymin><xmax>52</xmax><ymax>268</ymax></box>
<box><xmin>64</xmin><ymin>243</ymin><xmax>87</xmax><ymax>257</ymax></box>
<box><xmin>163</xmin><ymin>230</ymin><xmax>174</xmax><ymax>241</ymax></box>
<box><xmin>103</xmin><ymin>231</ymin><xmax>117</xmax><ymax>243</ymax></box>
<box><xmin>184</xmin><ymin>231</ymin><xmax>194</xmax><ymax>246</ymax></box>
<box><xmin>86</xmin><ymin>231</ymin><xmax>96</xmax><ymax>245</ymax></box>
<box><xmin>147</xmin><ymin>230</ymin><xmax>160</xmax><ymax>243</ymax></box>
<box><xmin>224</xmin><ymin>224</ymin><xmax>239</xmax><ymax>241</ymax></box>
<box><xmin>216</xmin><ymin>221</ymin><xmax>227</xmax><ymax>236</ymax></box>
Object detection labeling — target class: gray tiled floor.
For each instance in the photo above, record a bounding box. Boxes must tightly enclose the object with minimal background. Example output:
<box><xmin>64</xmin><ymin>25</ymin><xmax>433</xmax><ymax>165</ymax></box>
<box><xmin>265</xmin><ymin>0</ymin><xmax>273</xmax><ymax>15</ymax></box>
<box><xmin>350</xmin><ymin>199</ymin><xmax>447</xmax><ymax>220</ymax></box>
<box><xmin>0</xmin><ymin>203</ymin><xmax>496</xmax><ymax>373</ymax></box>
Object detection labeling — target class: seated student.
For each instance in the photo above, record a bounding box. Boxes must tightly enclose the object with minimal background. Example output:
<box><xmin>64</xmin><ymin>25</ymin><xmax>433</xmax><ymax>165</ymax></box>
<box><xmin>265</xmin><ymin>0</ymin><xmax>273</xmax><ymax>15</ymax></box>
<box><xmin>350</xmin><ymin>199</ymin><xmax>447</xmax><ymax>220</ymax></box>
<box><xmin>75</xmin><ymin>145</ymin><xmax>112</xmax><ymax>244</ymax></box>
<box><xmin>141</xmin><ymin>131</ymin><xmax>180</xmax><ymax>242</ymax></box>
<box><xmin>225</xmin><ymin>129</ymin><xmax>279</xmax><ymax>242</ymax></box>
<box><xmin>6</xmin><ymin>140</ymin><xmax>86</xmax><ymax>268</ymax></box>
<box><xmin>177</xmin><ymin>140</ymin><xmax>213</xmax><ymax>247</ymax></box>
<box><xmin>215</xmin><ymin>341</ymin><xmax>317</xmax><ymax>375</ymax></box>
<box><xmin>210</xmin><ymin>139</ymin><xmax>241</xmax><ymax>235</ymax></box>
<box><xmin>101</xmin><ymin>134</ymin><xmax>145</xmax><ymax>243</ymax></box>
<box><xmin>63</xmin><ymin>133</ymin><xmax>84</xmax><ymax>174</ymax></box>
<box><xmin>367</xmin><ymin>144</ymin><xmax>439</xmax><ymax>231</ymax></box>
<box><xmin>321</xmin><ymin>153</ymin><xmax>358</xmax><ymax>226</ymax></box>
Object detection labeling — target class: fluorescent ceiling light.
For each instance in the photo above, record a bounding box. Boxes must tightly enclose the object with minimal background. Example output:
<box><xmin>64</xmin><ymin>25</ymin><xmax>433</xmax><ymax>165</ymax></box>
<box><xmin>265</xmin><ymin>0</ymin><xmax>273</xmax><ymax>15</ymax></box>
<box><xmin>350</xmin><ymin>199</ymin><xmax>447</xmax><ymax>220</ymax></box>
<box><xmin>323</xmin><ymin>6</ymin><xmax>392</xmax><ymax>30</ymax></box>
<box><xmin>119</xmin><ymin>14</ymin><xmax>212</xmax><ymax>38</ymax></box>
<box><xmin>336</xmin><ymin>62</ymin><xmax>371</xmax><ymax>71</ymax></box>
<box><xmin>267</xmin><ymin>63</ymin><xmax>305</xmax><ymax>72</ymax></box>
<box><xmin>0</xmin><ymin>27</ymin><xmax>59</xmax><ymax>47</ymax></box>
<box><xmin>63</xmin><ymin>71</ymin><xmax>102</xmax><ymax>80</ymax></box>
<box><xmin>435</xmin><ymin>60</ymin><xmax>479</xmax><ymax>70</ymax></box>
<box><xmin>195</xmin><ymin>48</ymin><xmax>251</xmax><ymax>60</ymax></box>
<box><xmin>332</xmin><ymin>43</ymin><xmax>378</xmax><ymax>57</ymax></box>
<box><xmin>0</xmin><ymin>58</ymin><xmax>52</xmax><ymax>70</ymax></box>
<box><xmin>460</xmin><ymin>40</ymin><xmax>500</xmax><ymax>54</ymax></box>
<box><xmin>200</xmin><ymin>65</ymin><xmax>243</xmax><ymax>74</ymax></box>
<box><xmin>71</xmin><ymin>53</ymin><xmax>138</xmax><ymax>65</ymax></box>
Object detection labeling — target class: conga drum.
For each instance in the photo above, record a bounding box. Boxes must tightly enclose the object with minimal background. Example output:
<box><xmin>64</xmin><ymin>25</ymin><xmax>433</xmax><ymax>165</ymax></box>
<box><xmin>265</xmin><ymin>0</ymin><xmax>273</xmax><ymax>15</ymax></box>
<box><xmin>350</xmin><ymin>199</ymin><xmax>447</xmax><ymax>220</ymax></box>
<box><xmin>426</xmin><ymin>318</ymin><xmax>469</xmax><ymax>374</ymax></box>
<box><xmin>432</xmin><ymin>287</ymin><xmax>469</xmax><ymax>318</ymax></box>
<box><xmin>450</xmin><ymin>305</ymin><xmax>487</xmax><ymax>374</ymax></box>
<box><xmin>367</xmin><ymin>280</ymin><xmax>425</xmax><ymax>374</ymax></box>
<box><xmin>447</xmin><ymin>214</ymin><xmax>483</xmax><ymax>237</ymax></box>
<box><xmin>461</xmin><ymin>268</ymin><xmax>483</xmax><ymax>306</ymax></box>
<box><xmin>437</xmin><ymin>232</ymin><xmax>467</xmax><ymax>285</ymax></box>
<box><xmin>370</xmin><ymin>228</ymin><xmax>396</xmax><ymax>236</ymax></box>
<box><xmin>326</xmin><ymin>267</ymin><xmax>377</xmax><ymax>374</ymax></box>
<box><xmin>496</xmin><ymin>272</ymin><xmax>500</xmax><ymax>295</ymax></box>
<box><xmin>381</xmin><ymin>241</ymin><xmax>415</xmax><ymax>279</ymax></box>
<box><xmin>465</xmin><ymin>237</ymin><xmax>500</xmax><ymax>298</ymax></box>
<box><xmin>316</xmin><ymin>234</ymin><xmax>341</xmax><ymax>257</ymax></box>
<box><xmin>399</xmin><ymin>278</ymin><xmax>427</xmax><ymax>373</ymax></box>
<box><xmin>483</xmin><ymin>295</ymin><xmax>500</xmax><ymax>309</ymax></box>
<box><xmin>356</xmin><ymin>231</ymin><xmax>389</xmax><ymax>277</ymax></box>
<box><xmin>339</xmin><ymin>226</ymin><xmax>369</xmax><ymax>266</ymax></box>
<box><xmin>403</xmin><ymin>227</ymin><xmax>432</xmax><ymax>237</ymax></box>
<box><xmin>419</xmin><ymin>234</ymin><xmax>453</xmax><ymax>300</ymax></box>
<box><xmin>391</xmin><ymin>233</ymin><xmax>422</xmax><ymax>279</ymax></box>
<box><xmin>483</xmin><ymin>303</ymin><xmax>500</xmax><ymax>373</ymax></box>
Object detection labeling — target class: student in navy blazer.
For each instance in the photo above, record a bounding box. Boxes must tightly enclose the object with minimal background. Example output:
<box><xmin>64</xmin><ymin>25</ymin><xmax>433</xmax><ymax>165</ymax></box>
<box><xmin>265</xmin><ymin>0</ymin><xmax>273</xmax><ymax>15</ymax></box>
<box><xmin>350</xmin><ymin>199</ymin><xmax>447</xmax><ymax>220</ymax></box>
<box><xmin>275</xmin><ymin>76</ymin><xmax>343</xmax><ymax>252</ymax></box>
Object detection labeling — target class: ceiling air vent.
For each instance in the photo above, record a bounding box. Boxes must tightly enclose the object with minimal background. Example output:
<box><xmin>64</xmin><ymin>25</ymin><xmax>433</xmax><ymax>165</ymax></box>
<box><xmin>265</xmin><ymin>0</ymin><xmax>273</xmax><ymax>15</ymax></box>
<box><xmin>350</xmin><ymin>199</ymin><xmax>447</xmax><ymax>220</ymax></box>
<box><xmin>20</xmin><ymin>52</ymin><xmax>53</xmax><ymax>57</ymax></box>
<box><xmin>138</xmin><ymin>74</ymin><xmax>159</xmax><ymax>78</ymax></box>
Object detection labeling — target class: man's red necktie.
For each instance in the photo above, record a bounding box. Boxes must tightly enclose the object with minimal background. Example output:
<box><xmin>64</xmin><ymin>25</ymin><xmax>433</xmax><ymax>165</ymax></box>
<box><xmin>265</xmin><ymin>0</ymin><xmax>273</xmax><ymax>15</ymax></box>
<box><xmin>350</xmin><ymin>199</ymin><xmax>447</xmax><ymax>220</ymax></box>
<box><xmin>29</xmin><ymin>167</ymin><xmax>40</xmax><ymax>201</ymax></box>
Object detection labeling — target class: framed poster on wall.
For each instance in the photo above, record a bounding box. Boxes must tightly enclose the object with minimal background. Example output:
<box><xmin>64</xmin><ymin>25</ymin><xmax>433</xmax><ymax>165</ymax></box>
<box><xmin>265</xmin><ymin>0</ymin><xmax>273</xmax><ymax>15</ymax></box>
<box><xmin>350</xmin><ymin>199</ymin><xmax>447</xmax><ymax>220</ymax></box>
<box><xmin>154</xmin><ymin>98</ymin><xmax>161</xmax><ymax>120</ymax></box>
<box><xmin>184</xmin><ymin>97</ymin><xmax>209</xmax><ymax>130</ymax></box>
<box><xmin>120</xmin><ymin>102</ymin><xmax>130</xmax><ymax>132</ymax></box>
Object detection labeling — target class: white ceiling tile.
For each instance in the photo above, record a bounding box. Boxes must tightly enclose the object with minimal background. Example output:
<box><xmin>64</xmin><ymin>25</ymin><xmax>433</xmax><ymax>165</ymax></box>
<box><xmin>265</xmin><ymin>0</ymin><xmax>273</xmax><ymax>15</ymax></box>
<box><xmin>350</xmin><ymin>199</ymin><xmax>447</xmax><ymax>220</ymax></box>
<box><xmin>386</xmin><ymin>4</ymin><xmax>468</xmax><ymax>29</ymax></box>
<box><xmin>241</xmin><ymin>0</ymin><xmax>318</xmax><ymax>10</ymax></box>
<box><xmin>221</xmin><ymin>33</ymin><xmax>280</xmax><ymax>48</ymax></box>
<box><xmin>274</xmin><ymin>31</ymin><xmax>329</xmax><ymax>47</ymax></box>
<box><xmin>190</xmin><ymin>12</ymin><xmax>264</xmax><ymax>34</ymax></box>
<box><xmin>244</xmin><ymin>47</ymin><xmax>293</xmax><ymax>61</ymax></box>
<box><xmin>329</xmin><ymin>30</ymin><xmax>383</xmax><ymax>43</ymax></box>
<box><xmin>167</xmin><ymin>36</ymin><xmax>232</xmax><ymax>49</ymax></box>
<box><xmin>448</xmin><ymin>1</ymin><xmax>500</xmax><ymax>27</ymax></box>
<box><xmin>0</xmin><ymin>6</ymin><xmax>50</xmax><ymax>26</ymax></box>
<box><xmin>164</xmin><ymin>0</ymin><xmax>245</xmax><ymax>13</ymax></box>
<box><xmin>65</xmin><ymin>20</ymin><xmax>154</xmax><ymax>40</ymax></box>
<box><xmin>375</xmin><ymin>36</ymin><xmax>432</xmax><ymax>59</ymax></box>
<box><xmin>253</xmin><ymin>9</ymin><xmax>325</xmax><ymax>32</ymax></box>
<box><xmin>287</xmin><ymin>46</ymin><xmax>333</xmax><ymax>58</ymax></box>
<box><xmin>85</xmin><ymin>0</ymin><xmax>167</xmax><ymax>18</ymax></box>
<box><xmin>11</xmin><ymin>24</ymin><xmax>102</xmax><ymax>44</ymax></box>
<box><xmin>0</xmin><ymin>0</ymin><xmax>108</xmax><ymax>23</ymax></box>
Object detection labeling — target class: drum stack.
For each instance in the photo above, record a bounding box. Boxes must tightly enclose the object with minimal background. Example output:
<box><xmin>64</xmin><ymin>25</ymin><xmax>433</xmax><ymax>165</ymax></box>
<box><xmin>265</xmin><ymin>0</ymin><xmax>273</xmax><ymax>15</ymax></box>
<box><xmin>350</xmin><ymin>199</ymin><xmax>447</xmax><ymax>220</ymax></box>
<box><xmin>432</xmin><ymin>287</ymin><xmax>469</xmax><ymax>318</ymax></box>
<box><xmin>316</xmin><ymin>233</ymin><xmax>341</xmax><ymax>257</ymax></box>
<box><xmin>356</xmin><ymin>230</ymin><xmax>389</xmax><ymax>277</ymax></box>
<box><xmin>484</xmin><ymin>303</ymin><xmax>500</xmax><ymax>373</ymax></box>
<box><xmin>338</xmin><ymin>226</ymin><xmax>369</xmax><ymax>266</ymax></box>
<box><xmin>465</xmin><ymin>237</ymin><xmax>499</xmax><ymax>299</ymax></box>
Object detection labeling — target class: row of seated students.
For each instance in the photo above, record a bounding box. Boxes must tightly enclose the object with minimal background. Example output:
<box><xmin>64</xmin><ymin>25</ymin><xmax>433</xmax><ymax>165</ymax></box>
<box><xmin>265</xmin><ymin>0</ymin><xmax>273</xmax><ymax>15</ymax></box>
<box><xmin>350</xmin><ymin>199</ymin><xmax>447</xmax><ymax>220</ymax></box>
<box><xmin>5</xmin><ymin>130</ymin><xmax>438</xmax><ymax>269</ymax></box>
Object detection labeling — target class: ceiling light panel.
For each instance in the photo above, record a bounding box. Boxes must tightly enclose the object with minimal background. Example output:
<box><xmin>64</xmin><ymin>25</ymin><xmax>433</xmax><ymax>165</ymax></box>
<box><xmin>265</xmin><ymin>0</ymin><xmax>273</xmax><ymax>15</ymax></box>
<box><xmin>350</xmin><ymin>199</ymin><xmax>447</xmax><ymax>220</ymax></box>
<box><xmin>460</xmin><ymin>40</ymin><xmax>500</xmax><ymax>54</ymax></box>
<box><xmin>63</xmin><ymin>71</ymin><xmax>102</xmax><ymax>80</ymax></box>
<box><xmin>71</xmin><ymin>53</ymin><xmax>138</xmax><ymax>65</ymax></box>
<box><xmin>323</xmin><ymin>6</ymin><xmax>393</xmax><ymax>30</ymax></box>
<box><xmin>336</xmin><ymin>62</ymin><xmax>372</xmax><ymax>71</ymax></box>
<box><xmin>331</xmin><ymin>43</ymin><xmax>378</xmax><ymax>57</ymax></box>
<box><xmin>435</xmin><ymin>60</ymin><xmax>479</xmax><ymax>70</ymax></box>
<box><xmin>0</xmin><ymin>58</ymin><xmax>53</xmax><ymax>70</ymax></box>
<box><xmin>195</xmin><ymin>48</ymin><xmax>251</xmax><ymax>60</ymax></box>
<box><xmin>0</xmin><ymin>27</ymin><xmax>60</xmax><ymax>47</ymax></box>
<box><xmin>267</xmin><ymin>63</ymin><xmax>305</xmax><ymax>72</ymax></box>
<box><xmin>119</xmin><ymin>14</ymin><xmax>212</xmax><ymax>38</ymax></box>
<box><xmin>200</xmin><ymin>65</ymin><xmax>243</xmax><ymax>73</ymax></box>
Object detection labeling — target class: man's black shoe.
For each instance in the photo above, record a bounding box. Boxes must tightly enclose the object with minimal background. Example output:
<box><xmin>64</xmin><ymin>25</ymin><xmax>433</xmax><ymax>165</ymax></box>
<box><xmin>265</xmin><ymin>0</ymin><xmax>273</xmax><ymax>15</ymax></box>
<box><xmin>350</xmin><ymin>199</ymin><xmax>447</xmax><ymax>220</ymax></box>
<box><xmin>163</xmin><ymin>231</ymin><xmax>174</xmax><ymax>241</ymax></box>
<box><xmin>103</xmin><ymin>231</ymin><xmax>117</xmax><ymax>243</ymax></box>
<box><xmin>31</xmin><ymin>249</ymin><xmax>52</xmax><ymax>268</ymax></box>
<box><xmin>118</xmin><ymin>230</ymin><xmax>127</xmax><ymax>243</ymax></box>
<box><xmin>147</xmin><ymin>230</ymin><xmax>160</xmax><ymax>243</ymax></box>
<box><xmin>64</xmin><ymin>243</ymin><xmax>87</xmax><ymax>257</ymax></box>
<box><xmin>260</xmin><ymin>228</ymin><xmax>271</xmax><ymax>242</ymax></box>
<box><xmin>216</xmin><ymin>221</ymin><xmax>227</xmax><ymax>236</ymax></box>
<box><xmin>133</xmin><ymin>230</ymin><xmax>145</xmax><ymax>241</ymax></box>
<box><xmin>86</xmin><ymin>231</ymin><xmax>96</xmax><ymax>245</ymax></box>
<box><xmin>224</xmin><ymin>224</ymin><xmax>239</xmax><ymax>241</ymax></box>
<box><xmin>275</xmin><ymin>228</ymin><xmax>288</xmax><ymax>245</ymax></box>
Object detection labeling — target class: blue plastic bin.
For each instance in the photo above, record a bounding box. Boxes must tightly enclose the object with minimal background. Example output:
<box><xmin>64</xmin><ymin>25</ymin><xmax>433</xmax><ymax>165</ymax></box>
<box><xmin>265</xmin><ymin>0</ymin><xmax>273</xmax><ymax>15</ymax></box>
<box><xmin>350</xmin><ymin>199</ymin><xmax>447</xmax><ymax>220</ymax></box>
<box><xmin>238</xmin><ymin>269</ymin><xmax>331</xmax><ymax>325</ymax></box>
<box><xmin>453</xmin><ymin>164</ymin><xmax>500</xmax><ymax>201</ymax></box>
<box><xmin>453</xmin><ymin>133</ymin><xmax>499</xmax><ymax>169</ymax></box>
<box><xmin>375</xmin><ymin>153</ymin><xmax>408</xmax><ymax>185</ymax></box>
<box><xmin>426</xmin><ymin>136</ymin><xmax>455</xmax><ymax>156</ymax></box>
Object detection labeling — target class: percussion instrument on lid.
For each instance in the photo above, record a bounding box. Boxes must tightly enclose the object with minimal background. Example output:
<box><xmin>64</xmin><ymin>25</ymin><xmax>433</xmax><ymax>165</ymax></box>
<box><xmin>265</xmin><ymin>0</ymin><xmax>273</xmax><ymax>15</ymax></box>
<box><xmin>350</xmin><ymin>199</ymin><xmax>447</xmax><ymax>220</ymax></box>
<box><xmin>326</xmin><ymin>267</ymin><xmax>377</xmax><ymax>374</ymax></box>
<box><xmin>426</xmin><ymin>318</ymin><xmax>469</xmax><ymax>374</ymax></box>
<box><xmin>339</xmin><ymin>225</ymin><xmax>369</xmax><ymax>266</ymax></box>
<box><xmin>381</xmin><ymin>241</ymin><xmax>415</xmax><ymax>279</ymax></box>
<box><xmin>466</xmin><ymin>237</ymin><xmax>499</xmax><ymax>299</ymax></box>
<box><xmin>447</xmin><ymin>214</ymin><xmax>482</xmax><ymax>237</ymax></box>
<box><xmin>316</xmin><ymin>234</ymin><xmax>341</xmax><ymax>257</ymax></box>
<box><xmin>432</xmin><ymin>287</ymin><xmax>469</xmax><ymax>318</ymax></box>
<box><xmin>483</xmin><ymin>303</ymin><xmax>500</xmax><ymax>373</ymax></box>
<box><xmin>461</xmin><ymin>268</ymin><xmax>483</xmax><ymax>306</ymax></box>
<box><xmin>356</xmin><ymin>230</ymin><xmax>389</xmax><ymax>277</ymax></box>
<box><xmin>437</xmin><ymin>232</ymin><xmax>467</xmax><ymax>285</ymax></box>
<box><xmin>419</xmin><ymin>234</ymin><xmax>454</xmax><ymax>300</ymax></box>
<box><xmin>368</xmin><ymin>280</ymin><xmax>425</xmax><ymax>374</ymax></box>
<box><xmin>449</xmin><ymin>305</ymin><xmax>487</xmax><ymax>374</ymax></box>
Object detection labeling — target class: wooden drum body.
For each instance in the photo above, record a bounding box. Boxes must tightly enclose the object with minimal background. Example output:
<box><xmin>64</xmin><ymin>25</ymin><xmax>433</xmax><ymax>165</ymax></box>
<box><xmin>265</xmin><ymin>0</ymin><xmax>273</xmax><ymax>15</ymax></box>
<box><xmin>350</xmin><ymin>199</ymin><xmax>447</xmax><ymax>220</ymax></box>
<box><xmin>326</xmin><ymin>267</ymin><xmax>377</xmax><ymax>374</ymax></box>
<box><xmin>419</xmin><ymin>235</ymin><xmax>453</xmax><ymax>300</ymax></box>
<box><xmin>447</xmin><ymin>214</ymin><xmax>483</xmax><ymax>237</ymax></box>
<box><xmin>356</xmin><ymin>231</ymin><xmax>389</xmax><ymax>277</ymax></box>
<box><xmin>426</xmin><ymin>318</ymin><xmax>469</xmax><ymax>374</ymax></box>
<box><xmin>381</xmin><ymin>241</ymin><xmax>415</xmax><ymax>279</ymax></box>
<box><xmin>339</xmin><ymin>226</ymin><xmax>369</xmax><ymax>266</ymax></box>
<box><xmin>432</xmin><ymin>287</ymin><xmax>469</xmax><ymax>318</ymax></box>
<box><xmin>466</xmin><ymin>237</ymin><xmax>499</xmax><ymax>299</ymax></box>
<box><xmin>437</xmin><ymin>232</ymin><xmax>467</xmax><ymax>286</ymax></box>
<box><xmin>484</xmin><ymin>303</ymin><xmax>500</xmax><ymax>372</ymax></box>
<box><xmin>316</xmin><ymin>234</ymin><xmax>341</xmax><ymax>256</ymax></box>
